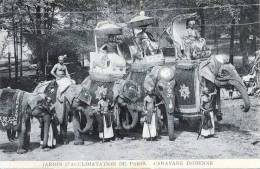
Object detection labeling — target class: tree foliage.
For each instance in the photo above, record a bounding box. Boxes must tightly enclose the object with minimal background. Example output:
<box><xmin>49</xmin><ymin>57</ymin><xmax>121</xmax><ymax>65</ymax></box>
<box><xmin>1</xmin><ymin>0</ymin><xmax>259</xmax><ymax>70</ymax></box>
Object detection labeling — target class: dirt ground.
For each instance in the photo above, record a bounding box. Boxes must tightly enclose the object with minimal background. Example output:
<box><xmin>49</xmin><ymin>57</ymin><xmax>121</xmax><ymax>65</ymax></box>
<box><xmin>0</xmin><ymin>96</ymin><xmax>259</xmax><ymax>161</ymax></box>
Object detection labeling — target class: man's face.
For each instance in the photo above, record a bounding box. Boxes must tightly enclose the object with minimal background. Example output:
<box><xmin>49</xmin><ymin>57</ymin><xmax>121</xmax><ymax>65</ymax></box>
<box><xmin>188</xmin><ymin>20</ymin><xmax>195</xmax><ymax>28</ymax></box>
<box><xmin>141</xmin><ymin>27</ymin><xmax>146</xmax><ymax>32</ymax></box>
<box><xmin>108</xmin><ymin>35</ymin><xmax>114</xmax><ymax>42</ymax></box>
<box><xmin>101</xmin><ymin>91</ymin><xmax>107</xmax><ymax>99</ymax></box>
<box><xmin>58</xmin><ymin>58</ymin><xmax>64</xmax><ymax>64</ymax></box>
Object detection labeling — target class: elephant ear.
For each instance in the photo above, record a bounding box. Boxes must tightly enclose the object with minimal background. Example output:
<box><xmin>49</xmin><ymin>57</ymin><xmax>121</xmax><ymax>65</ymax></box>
<box><xmin>27</xmin><ymin>93</ymin><xmax>46</xmax><ymax>109</ymax></box>
<box><xmin>120</xmin><ymin>80</ymin><xmax>140</xmax><ymax>103</ymax></box>
<box><xmin>200</xmin><ymin>55</ymin><xmax>228</xmax><ymax>83</ymax></box>
<box><xmin>144</xmin><ymin>74</ymin><xmax>156</xmax><ymax>93</ymax></box>
<box><xmin>144</xmin><ymin>66</ymin><xmax>161</xmax><ymax>92</ymax></box>
<box><xmin>113</xmin><ymin>79</ymin><xmax>126</xmax><ymax>101</ymax></box>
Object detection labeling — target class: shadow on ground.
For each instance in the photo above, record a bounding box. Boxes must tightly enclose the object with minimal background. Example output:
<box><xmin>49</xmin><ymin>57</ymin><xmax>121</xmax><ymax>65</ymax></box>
<box><xmin>0</xmin><ymin>142</ymin><xmax>40</xmax><ymax>154</ymax></box>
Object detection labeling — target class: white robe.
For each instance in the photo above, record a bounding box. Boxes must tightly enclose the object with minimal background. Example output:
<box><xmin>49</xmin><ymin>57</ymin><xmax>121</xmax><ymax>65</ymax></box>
<box><xmin>56</xmin><ymin>77</ymin><xmax>75</xmax><ymax>102</ymax></box>
<box><xmin>40</xmin><ymin>123</ymin><xmax>56</xmax><ymax>148</ymax></box>
<box><xmin>99</xmin><ymin>116</ymin><xmax>114</xmax><ymax>139</ymax></box>
<box><xmin>142</xmin><ymin>113</ymin><xmax>157</xmax><ymax>138</ymax></box>
<box><xmin>201</xmin><ymin>111</ymin><xmax>215</xmax><ymax>137</ymax></box>
<box><xmin>47</xmin><ymin>124</ymin><xmax>56</xmax><ymax>147</ymax></box>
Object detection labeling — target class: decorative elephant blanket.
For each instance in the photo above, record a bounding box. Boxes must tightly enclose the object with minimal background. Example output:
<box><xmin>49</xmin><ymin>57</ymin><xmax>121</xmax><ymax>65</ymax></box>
<box><xmin>0</xmin><ymin>88</ymin><xmax>24</xmax><ymax>130</ymax></box>
<box><xmin>89</xmin><ymin>80</ymin><xmax>114</xmax><ymax>106</ymax></box>
<box><xmin>174</xmin><ymin>63</ymin><xmax>200</xmax><ymax>114</ymax></box>
<box><xmin>43</xmin><ymin>81</ymin><xmax>58</xmax><ymax>103</ymax></box>
<box><xmin>128</xmin><ymin>71</ymin><xmax>148</xmax><ymax>101</ymax></box>
<box><xmin>89</xmin><ymin>80</ymin><xmax>114</xmax><ymax>132</ymax></box>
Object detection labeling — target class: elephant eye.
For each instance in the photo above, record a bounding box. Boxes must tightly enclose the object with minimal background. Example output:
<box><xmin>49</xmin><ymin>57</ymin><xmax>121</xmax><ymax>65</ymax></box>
<box><xmin>158</xmin><ymin>85</ymin><xmax>163</xmax><ymax>91</ymax></box>
<box><xmin>221</xmin><ymin>69</ymin><xmax>229</xmax><ymax>76</ymax></box>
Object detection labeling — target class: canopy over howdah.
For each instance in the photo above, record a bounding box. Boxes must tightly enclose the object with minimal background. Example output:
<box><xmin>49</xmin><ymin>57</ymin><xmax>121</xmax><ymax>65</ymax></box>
<box><xmin>128</xmin><ymin>11</ymin><xmax>155</xmax><ymax>28</ymax></box>
<box><xmin>95</xmin><ymin>21</ymin><xmax>123</xmax><ymax>35</ymax></box>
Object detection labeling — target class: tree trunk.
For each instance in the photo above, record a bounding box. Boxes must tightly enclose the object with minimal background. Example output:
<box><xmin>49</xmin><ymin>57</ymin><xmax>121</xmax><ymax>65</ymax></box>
<box><xmin>259</xmin><ymin>0</ymin><xmax>260</xmax><ymax>51</ymax></box>
<box><xmin>12</xmin><ymin>5</ymin><xmax>18</xmax><ymax>81</ymax></box>
<box><xmin>20</xmin><ymin>18</ymin><xmax>23</xmax><ymax>77</ymax></box>
<box><xmin>239</xmin><ymin>7</ymin><xmax>249</xmax><ymax>68</ymax></box>
<box><xmin>229</xmin><ymin>19</ymin><xmax>235</xmax><ymax>64</ymax></box>
<box><xmin>35</xmin><ymin>5</ymin><xmax>44</xmax><ymax>73</ymax></box>
<box><xmin>198</xmin><ymin>6</ymin><xmax>205</xmax><ymax>38</ymax></box>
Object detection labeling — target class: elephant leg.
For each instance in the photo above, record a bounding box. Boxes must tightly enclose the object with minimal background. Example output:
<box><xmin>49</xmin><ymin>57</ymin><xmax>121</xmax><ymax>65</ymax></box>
<box><xmin>17</xmin><ymin>118</ymin><xmax>27</xmax><ymax>154</ymax></box>
<box><xmin>40</xmin><ymin>122</ymin><xmax>44</xmax><ymax>146</ymax></box>
<box><xmin>42</xmin><ymin>116</ymin><xmax>51</xmax><ymax>149</ymax></box>
<box><xmin>167</xmin><ymin>113</ymin><xmax>175</xmax><ymax>141</ymax></box>
<box><xmin>72</xmin><ymin>113</ymin><xmax>84</xmax><ymax>145</ymax></box>
<box><xmin>60</xmin><ymin>123</ymin><xmax>68</xmax><ymax>144</ymax></box>
<box><xmin>24</xmin><ymin>117</ymin><xmax>31</xmax><ymax>150</ymax></box>
<box><xmin>7</xmin><ymin>128</ymin><xmax>16</xmax><ymax>142</ymax></box>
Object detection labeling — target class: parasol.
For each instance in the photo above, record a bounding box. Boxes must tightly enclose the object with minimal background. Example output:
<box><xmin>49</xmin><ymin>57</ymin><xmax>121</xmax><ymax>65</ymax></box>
<box><xmin>128</xmin><ymin>11</ymin><xmax>155</xmax><ymax>28</ymax></box>
<box><xmin>95</xmin><ymin>21</ymin><xmax>123</xmax><ymax>36</ymax></box>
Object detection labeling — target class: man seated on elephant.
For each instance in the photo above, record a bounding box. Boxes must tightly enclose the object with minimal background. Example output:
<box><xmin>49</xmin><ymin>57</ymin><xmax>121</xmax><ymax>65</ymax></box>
<box><xmin>182</xmin><ymin>19</ymin><xmax>208</xmax><ymax>60</ymax></box>
<box><xmin>199</xmin><ymin>87</ymin><xmax>217</xmax><ymax>138</ymax></box>
<box><xmin>135</xmin><ymin>26</ymin><xmax>158</xmax><ymax>57</ymax></box>
<box><xmin>142</xmin><ymin>90</ymin><xmax>159</xmax><ymax>141</ymax></box>
<box><xmin>50</xmin><ymin>55</ymin><xmax>75</xmax><ymax>102</ymax></box>
<box><xmin>100</xmin><ymin>34</ymin><xmax>118</xmax><ymax>54</ymax></box>
<box><xmin>97</xmin><ymin>90</ymin><xmax>114</xmax><ymax>142</ymax></box>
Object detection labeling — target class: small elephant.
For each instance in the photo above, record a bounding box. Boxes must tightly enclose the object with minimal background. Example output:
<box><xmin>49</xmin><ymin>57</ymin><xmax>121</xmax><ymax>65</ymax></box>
<box><xmin>0</xmin><ymin>88</ymin><xmax>51</xmax><ymax>154</ymax></box>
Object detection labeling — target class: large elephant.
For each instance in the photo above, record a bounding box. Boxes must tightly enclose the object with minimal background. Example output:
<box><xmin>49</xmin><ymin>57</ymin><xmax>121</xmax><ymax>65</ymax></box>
<box><xmin>124</xmin><ymin>66</ymin><xmax>175</xmax><ymax>139</ymax></box>
<box><xmin>74</xmin><ymin>77</ymin><xmax>141</xmax><ymax>144</ymax></box>
<box><xmin>143</xmin><ymin>54</ymin><xmax>251</xmax><ymax>140</ymax></box>
<box><xmin>0</xmin><ymin>88</ymin><xmax>51</xmax><ymax>154</ymax></box>
<box><xmin>34</xmin><ymin>81</ymin><xmax>91</xmax><ymax>145</ymax></box>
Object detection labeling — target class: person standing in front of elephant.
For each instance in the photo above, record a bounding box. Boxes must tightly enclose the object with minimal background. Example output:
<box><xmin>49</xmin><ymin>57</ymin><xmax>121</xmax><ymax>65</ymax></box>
<box><xmin>142</xmin><ymin>91</ymin><xmax>158</xmax><ymax>141</ymax></box>
<box><xmin>200</xmin><ymin>87</ymin><xmax>217</xmax><ymax>138</ymax></box>
<box><xmin>98</xmin><ymin>91</ymin><xmax>114</xmax><ymax>142</ymax></box>
<box><xmin>50</xmin><ymin>55</ymin><xmax>75</xmax><ymax>102</ymax></box>
<box><xmin>39</xmin><ymin>97</ymin><xmax>58</xmax><ymax>150</ymax></box>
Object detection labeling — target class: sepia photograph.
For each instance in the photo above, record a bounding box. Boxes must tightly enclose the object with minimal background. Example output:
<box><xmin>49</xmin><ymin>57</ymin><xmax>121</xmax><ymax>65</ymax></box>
<box><xmin>0</xmin><ymin>0</ymin><xmax>259</xmax><ymax>168</ymax></box>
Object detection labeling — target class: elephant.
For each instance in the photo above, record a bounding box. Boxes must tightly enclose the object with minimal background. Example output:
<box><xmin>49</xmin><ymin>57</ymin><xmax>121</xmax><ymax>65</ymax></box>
<box><xmin>74</xmin><ymin>76</ymin><xmax>141</xmax><ymax>144</ymax></box>
<box><xmin>0</xmin><ymin>88</ymin><xmax>51</xmax><ymax>154</ymax></box>
<box><xmin>34</xmin><ymin>80</ymin><xmax>92</xmax><ymax>145</ymax></box>
<box><xmin>143</xmin><ymin>54</ymin><xmax>251</xmax><ymax>140</ymax></box>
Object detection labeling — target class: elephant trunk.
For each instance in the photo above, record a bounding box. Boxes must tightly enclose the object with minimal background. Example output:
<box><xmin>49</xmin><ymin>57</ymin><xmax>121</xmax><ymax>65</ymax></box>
<box><xmin>229</xmin><ymin>80</ymin><xmax>250</xmax><ymax>112</ymax></box>
<box><xmin>122</xmin><ymin>109</ymin><xmax>139</xmax><ymax>130</ymax></box>
<box><xmin>215</xmin><ymin>63</ymin><xmax>250</xmax><ymax>112</ymax></box>
<box><xmin>42</xmin><ymin>114</ymin><xmax>51</xmax><ymax>147</ymax></box>
<box><xmin>78</xmin><ymin>110</ymin><xmax>94</xmax><ymax>133</ymax></box>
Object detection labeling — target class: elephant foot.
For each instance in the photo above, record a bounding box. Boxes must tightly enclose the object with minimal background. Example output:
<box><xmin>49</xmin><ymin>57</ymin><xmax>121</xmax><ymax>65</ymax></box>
<box><xmin>17</xmin><ymin>148</ymin><xmax>27</xmax><ymax>154</ymax></box>
<box><xmin>74</xmin><ymin>140</ymin><xmax>84</xmax><ymax>145</ymax></box>
<box><xmin>63</xmin><ymin>139</ymin><xmax>69</xmax><ymax>145</ymax></box>
<box><xmin>216</xmin><ymin>113</ymin><xmax>223</xmax><ymax>121</ymax></box>
<box><xmin>40</xmin><ymin>140</ymin><xmax>43</xmax><ymax>146</ymax></box>
<box><xmin>42</xmin><ymin>147</ymin><xmax>51</xmax><ymax>151</ymax></box>
<box><xmin>58</xmin><ymin>138</ymin><xmax>69</xmax><ymax>145</ymax></box>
